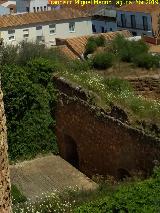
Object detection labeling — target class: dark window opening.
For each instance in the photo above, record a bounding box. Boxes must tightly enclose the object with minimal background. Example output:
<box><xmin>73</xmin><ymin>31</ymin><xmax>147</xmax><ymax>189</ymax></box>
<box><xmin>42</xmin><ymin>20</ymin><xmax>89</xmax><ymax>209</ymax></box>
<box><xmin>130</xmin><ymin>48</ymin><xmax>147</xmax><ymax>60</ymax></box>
<box><xmin>26</xmin><ymin>7</ymin><xmax>29</xmax><ymax>12</ymax></box>
<box><xmin>101</xmin><ymin>26</ymin><xmax>104</xmax><ymax>33</ymax></box>
<box><xmin>132</xmin><ymin>31</ymin><xmax>137</xmax><ymax>36</ymax></box>
<box><xmin>121</xmin><ymin>14</ymin><xmax>126</xmax><ymax>27</ymax></box>
<box><xmin>131</xmin><ymin>15</ymin><xmax>136</xmax><ymax>28</ymax></box>
<box><xmin>92</xmin><ymin>24</ymin><xmax>96</xmax><ymax>33</ymax></box>
<box><xmin>64</xmin><ymin>134</ymin><xmax>79</xmax><ymax>169</ymax></box>
<box><xmin>142</xmin><ymin>16</ymin><xmax>148</xmax><ymax>31</ymax></box>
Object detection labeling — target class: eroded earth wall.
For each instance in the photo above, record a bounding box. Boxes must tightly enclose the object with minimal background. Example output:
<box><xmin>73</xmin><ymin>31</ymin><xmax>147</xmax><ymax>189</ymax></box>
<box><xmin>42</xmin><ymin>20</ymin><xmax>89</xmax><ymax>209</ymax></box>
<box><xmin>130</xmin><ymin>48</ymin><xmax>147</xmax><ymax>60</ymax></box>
<box><xmin>55</xmin><ymin>77</ymin><xmax>160</xmax><ymax>179</ymax></box>
<box><xmin>0</xmin><ymin>83</ymin><xmax>12</xmax><ymax>213</ymax></box>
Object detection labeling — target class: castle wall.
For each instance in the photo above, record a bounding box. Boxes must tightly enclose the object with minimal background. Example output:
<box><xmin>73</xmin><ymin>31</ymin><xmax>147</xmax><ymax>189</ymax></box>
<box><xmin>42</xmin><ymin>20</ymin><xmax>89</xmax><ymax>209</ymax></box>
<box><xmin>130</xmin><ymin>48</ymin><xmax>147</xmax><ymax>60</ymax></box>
<box><xmin>54</xmin><ymin>77</ymin><xmax>160</xmax><ymax>178</ymax></box>
<box><xmin>0</xmin><ymin>83</ymin><xmax>12</xmax><ymax>212</ymax></box>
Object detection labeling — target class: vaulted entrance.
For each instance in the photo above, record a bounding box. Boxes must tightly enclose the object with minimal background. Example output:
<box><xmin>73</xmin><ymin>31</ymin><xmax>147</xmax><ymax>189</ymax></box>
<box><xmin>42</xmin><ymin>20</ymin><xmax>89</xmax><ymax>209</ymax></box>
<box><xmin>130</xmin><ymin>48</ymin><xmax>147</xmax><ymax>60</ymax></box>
<box><xmin>64</xmin><ymin>134</ymin><xmax>79</xmax><ymax>169</ymax></box>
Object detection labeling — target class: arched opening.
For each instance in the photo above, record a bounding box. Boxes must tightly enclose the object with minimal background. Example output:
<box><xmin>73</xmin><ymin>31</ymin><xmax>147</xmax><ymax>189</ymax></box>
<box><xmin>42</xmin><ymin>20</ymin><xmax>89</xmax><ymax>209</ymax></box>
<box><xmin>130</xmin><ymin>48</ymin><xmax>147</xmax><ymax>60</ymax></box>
<box><xmin>117</xmin><ymin>168</ymin><xmax>131</xmax><ymax>181</ymax></box>
<box><xmin>64</xmin><ymin>134</ymin><xmax>79</xmax><ymax>169</ymax></box>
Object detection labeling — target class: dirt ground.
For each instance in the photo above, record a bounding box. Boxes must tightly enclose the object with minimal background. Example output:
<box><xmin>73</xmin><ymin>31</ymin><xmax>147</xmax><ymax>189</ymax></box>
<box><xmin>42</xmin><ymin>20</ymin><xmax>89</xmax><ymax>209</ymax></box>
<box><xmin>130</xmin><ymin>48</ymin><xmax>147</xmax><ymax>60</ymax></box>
<box><xmin>97</xmin><ymin>62</ymin><xmax>160</xmax><ymax>79</ymax></box>
<box><xmin>10</xmin><ymin>154</ymin><xmax>97</xmax><ymax>200</ymax></box>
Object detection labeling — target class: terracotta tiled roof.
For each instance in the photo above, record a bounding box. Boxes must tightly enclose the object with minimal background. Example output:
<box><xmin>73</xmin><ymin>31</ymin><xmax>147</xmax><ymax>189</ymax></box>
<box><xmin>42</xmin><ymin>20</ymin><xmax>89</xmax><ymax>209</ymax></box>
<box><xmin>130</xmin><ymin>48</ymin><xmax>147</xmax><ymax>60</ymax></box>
<box><xmin>56</xmin><ymin>30</ymin><xmax>132</xmax><ymax>58</ymax></box>
<box><xmin>0</xmin><ymin>8</ymin><xmax>90</xmax><ymax>29</ymax></box>
<box><xmin>58</xmin><ymin>45</ymin><xmax>78</xmax><ymax>59</ymax></box>
<box><xmin>117</xmin><ymin>3</ymin><xmax>160</xmax><ymax>13</ymax></box>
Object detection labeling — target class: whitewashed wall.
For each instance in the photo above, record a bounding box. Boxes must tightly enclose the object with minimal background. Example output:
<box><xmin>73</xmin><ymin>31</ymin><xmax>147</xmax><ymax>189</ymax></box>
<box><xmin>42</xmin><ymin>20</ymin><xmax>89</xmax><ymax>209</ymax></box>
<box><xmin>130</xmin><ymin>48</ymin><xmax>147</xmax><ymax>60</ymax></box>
<box><xmin>117</xmin><ymin>11</ymin><xmax>152</xmax><ymax>36</ymax></box>
<box><xmin>0</xmin><ymin>18</ymin><xmax>93</xmax><ymax>46</ymax></box>
<box><xmin>0</xmin><ymin>6</ymin><xmax>10</xmax><ymax>15</ymax></box>
<box><xmin>16</xmin><ymin>0</ymin><xmax>49</xmax><ymax>13</ymax></box>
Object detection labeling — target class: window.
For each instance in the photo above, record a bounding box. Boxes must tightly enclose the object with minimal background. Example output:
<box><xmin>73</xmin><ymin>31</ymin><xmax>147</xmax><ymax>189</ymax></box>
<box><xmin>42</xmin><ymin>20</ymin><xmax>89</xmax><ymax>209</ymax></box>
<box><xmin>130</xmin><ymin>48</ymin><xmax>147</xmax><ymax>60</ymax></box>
<box><xmin>8</xmin><ymin>29</ymin><xmax>15</xmax><ymax>40</ymax></box>
<box><xmin>26</xmin><ymin>7</ymin><xmax>29</xmax><ymax>12</ymax></box>
<box><xmin>44</xmin><ymin>6</ymin><xmax>46</xmax><ymax>11</ymax></box>
<box><xmin>10</xmin><ymin>8</ymin><xmax>14</xmax><ymax>14</ymax></box>
<box><xmin>121</xmin><ymin>14</ymin><xmax>126</xmax><ymax>27</ymax></box>
<box><xmin>92</xmin><ymin>24</ymin><xmax>96</xmax><ymax>33</ymax></box>
<box><xmin>132</xmin><ymin>31</ymin><xmax>137</xmax><ymax>36</ymax></box>
<box><xmin>69</xmin><ymin>22</ymin><xmax>75</xmax><ymax>32</ymax></box>
<box><xmin>49</xmin><ymin>24</ymin><xmax>56</xmax><ymax>34</ymax></box>
<box><xmin>36</xmin><ymin>26</ymin><xmax>42</xmax><ymax>30</ymax></box>
<box><xmin>142</xmin><ymin>16</ymin><xmax>148</xmax><ymax>31</ymax></box>
<box><xmin>131</xmin><ymin>15</ymin><xmax>136</xmax><ymax>28</ymax></box>
<box><xmin>9</xmin><ymin>35</ymin><xmax>15</xmax><ymax>40</ymax></box>
<box><xmin>37</xmin><ymin>7</ymin><xmax>39</xmax><ymax>12</ymax></box>
<box><xmin>23</xmin><ymin>29</ymin><xmax>29</xmax><ymax>38</ymax></box>
<box><xmin>40</xmin><ymin>6</ymin><xmax>43</xmax><ymax>11</ymax></box>
<box><xmin>33</xmin><ymin>7</ymin><xmax>36</xmax><ymax>12</ymax></box>
<box><xmin>36</xmin><ymin>36</ymin><xmax>44</xmax><ymax>42</ymax></box>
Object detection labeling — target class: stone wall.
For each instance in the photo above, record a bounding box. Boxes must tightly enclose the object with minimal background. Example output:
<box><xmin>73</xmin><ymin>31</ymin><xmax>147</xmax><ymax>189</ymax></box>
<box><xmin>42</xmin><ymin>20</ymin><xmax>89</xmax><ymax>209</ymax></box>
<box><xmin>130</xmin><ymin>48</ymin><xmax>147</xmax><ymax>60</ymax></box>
<box><xmin>0</xmin><ymin>82</ymin><xmax>12</xmax><ymax>213</ymax></box>
<box><xmin>54</xmin><ymin>77</ymin><xmax>160</xmax><ymax>179</ymax></box>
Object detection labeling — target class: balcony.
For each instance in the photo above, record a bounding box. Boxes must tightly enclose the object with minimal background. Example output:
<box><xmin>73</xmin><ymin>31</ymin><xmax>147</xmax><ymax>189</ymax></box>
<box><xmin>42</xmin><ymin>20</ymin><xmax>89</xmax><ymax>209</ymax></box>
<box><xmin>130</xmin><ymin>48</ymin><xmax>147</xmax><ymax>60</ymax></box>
<box><xmin>117</xmin><ymin>21</ymin><xmax>151</xmax><ymax>31</ymax></box>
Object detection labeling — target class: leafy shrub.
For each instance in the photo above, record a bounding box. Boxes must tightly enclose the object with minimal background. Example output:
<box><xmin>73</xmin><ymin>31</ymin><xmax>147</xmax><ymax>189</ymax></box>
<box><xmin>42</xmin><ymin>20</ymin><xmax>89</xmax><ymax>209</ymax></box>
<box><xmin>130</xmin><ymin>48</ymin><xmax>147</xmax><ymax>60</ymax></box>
<box><xmin>133</xmin><ymin>53</ymin><xmax>160</xmax><ymax>69</ymax></box>
<box><xmin>84</xmin><ymin>38</ymin><xmax>97</xmax><ymax>57</ymax></box>
<box><xmin>1</xmin><ymin>60</ymin><xmax>58</xmax><ymax>160</ymax></box>
<box><xmin>95</xmin><ymin>35</ymin><xmax>106</xmax><ymax>47</ymax></box>
<box><xmin>0</xmin><ymin>45</ymin><xmax>18</xmax><ymax>65</ymax></box>
<box><xmin>111</xmin><ymin>35</ymin><xmax>149</xmax><ymax>63</ymax></box>
<box><xmin>92</xmin><ymin>52</ymin><xmax>114</xmax><ymax>69</ymax></box>
<box><xmin>84</xmin><ymin>36</ymin><xmax>106</xmax><ymax>57</ymax></box>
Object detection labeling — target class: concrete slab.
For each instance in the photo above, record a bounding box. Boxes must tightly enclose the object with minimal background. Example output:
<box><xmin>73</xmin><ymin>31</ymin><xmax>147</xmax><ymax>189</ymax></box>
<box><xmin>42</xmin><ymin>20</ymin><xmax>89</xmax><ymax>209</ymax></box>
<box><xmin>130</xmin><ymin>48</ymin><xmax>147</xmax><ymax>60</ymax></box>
<box><xmin>10</xmin><ymin>154</ymin><xmax>97</xmax><ymax>200</ymax></box>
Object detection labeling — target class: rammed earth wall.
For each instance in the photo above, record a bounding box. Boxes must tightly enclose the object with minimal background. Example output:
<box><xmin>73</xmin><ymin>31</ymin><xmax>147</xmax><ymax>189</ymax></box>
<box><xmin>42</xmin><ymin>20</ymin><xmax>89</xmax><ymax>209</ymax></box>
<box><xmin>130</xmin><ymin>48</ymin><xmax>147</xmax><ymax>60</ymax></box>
<box><xmin>54</xmin><ymin>77</ymin><xmax>160</xmax><ymax>178</ymax></box>
<box><xmin>0</xmin><ymin>82</ymin><xmax>12</xmax><ymax>213</ymax></box>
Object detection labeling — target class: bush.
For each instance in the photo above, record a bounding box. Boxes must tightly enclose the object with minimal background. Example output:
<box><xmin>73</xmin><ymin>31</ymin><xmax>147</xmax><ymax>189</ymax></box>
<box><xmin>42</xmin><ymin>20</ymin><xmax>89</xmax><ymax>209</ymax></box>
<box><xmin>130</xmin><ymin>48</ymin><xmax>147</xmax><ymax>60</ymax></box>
<box><xmin>133</xmin><ymin>53</ymin><xmax>160</xmax><ymax>69</ymax></box>
<box><xmin>84</xmin><ymin>38</ymin><xmax>97</xmax><ymax>57</ymax></box>
<box><xmin>84</xmin><ymin>36</ymin><xmax>106</xmax><ymax>58</ymax></box>
<box><xmin>95</xmin><ymin>35</ymin><xmax>106</xmax><ymax>47</ymax></box>
<box><xmin>0</xmin><ymin>45</ymin><xmax>18</xmax><ymax>65</ymax></box>
<box><xmin>1</xmin><ymin>60</ymin><xmax>58</xmax><ymax>161</ymax></box>
<box><xmin>111</xmin><ymin>35</ymin><xmax>149</xmax><ymax>63</ymax></box>
<box><xmin>92</xmin><ymin>52</ymin><xmax>114</xmax><ymax>70</ymax></box>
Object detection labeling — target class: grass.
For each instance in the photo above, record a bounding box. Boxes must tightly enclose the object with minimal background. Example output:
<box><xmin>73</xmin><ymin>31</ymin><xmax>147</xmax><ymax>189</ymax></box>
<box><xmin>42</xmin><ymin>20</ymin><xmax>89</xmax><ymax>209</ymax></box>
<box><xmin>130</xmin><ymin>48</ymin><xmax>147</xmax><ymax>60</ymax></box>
<box><xmin>11</xmin><ymin>184</ymin><xmax>27</xmax><ymax>205</ymax></box>
<box><xmin>55</xmin><ymin>70</ymin><xmax>160</xmax><ymax>137</ymax></box>
<box><xmin>11</xmin><ymin>170</ymin><xmax>160</xmax><ymax>213</ymax></box>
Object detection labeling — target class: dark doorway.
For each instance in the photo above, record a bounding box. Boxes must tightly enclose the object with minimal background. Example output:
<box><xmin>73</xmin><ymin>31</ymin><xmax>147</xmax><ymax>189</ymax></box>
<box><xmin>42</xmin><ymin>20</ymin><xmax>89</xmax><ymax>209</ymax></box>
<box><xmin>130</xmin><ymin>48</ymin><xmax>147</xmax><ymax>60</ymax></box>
<box><xmin>64</xmin><ymin>134</ymin><xmax>79</xmax><ymax>169</ymax></box>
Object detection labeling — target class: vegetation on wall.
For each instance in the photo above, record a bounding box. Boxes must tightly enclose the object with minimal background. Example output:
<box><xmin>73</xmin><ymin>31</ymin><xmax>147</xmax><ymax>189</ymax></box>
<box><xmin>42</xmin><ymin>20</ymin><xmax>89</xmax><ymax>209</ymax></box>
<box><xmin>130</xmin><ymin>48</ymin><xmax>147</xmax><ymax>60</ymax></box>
<box><xmin>55</xmin><ymin>70</ymin><xmax>160</xmax><ymax>137</ymax></box>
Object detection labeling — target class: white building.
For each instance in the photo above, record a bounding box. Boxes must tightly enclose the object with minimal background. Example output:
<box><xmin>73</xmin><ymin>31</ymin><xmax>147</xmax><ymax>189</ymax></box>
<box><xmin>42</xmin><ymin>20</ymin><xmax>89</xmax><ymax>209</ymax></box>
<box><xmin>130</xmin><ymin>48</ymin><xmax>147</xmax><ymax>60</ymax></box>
<box><xmin>117</xmin><ymin>3</ymin><xmax>160</xmax><ymax>36</ymax></box>
<box><xmin>0</xmin><ymin>8</ymin><xmax>93</xmax><ymax>46</ymax></box>
<box><xmin>0</xmin><ymin>1</ymin><xmax>16</xmax><ymax>15</ymax></box>
<box><xmin>16</xmin><ymin>0</ymin><xmax>59</xmax><ymax>13</ymax></box>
